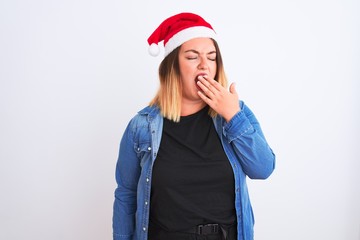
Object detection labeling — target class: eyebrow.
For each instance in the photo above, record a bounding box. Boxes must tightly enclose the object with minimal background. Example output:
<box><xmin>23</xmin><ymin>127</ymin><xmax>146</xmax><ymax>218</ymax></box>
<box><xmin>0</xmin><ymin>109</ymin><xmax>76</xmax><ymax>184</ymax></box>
<box><xmin>184</xmin><ymin>49</ymin><xmax>216</xmax><ymax>55</ymax></box>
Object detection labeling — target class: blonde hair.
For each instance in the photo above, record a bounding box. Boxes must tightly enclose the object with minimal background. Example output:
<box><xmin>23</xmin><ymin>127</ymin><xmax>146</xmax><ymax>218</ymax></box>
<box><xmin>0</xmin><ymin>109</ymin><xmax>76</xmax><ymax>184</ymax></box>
<box><xmin>149</xmin><ymin>39</ymin><xmax>228</xmax><ymax>122</ymax></box>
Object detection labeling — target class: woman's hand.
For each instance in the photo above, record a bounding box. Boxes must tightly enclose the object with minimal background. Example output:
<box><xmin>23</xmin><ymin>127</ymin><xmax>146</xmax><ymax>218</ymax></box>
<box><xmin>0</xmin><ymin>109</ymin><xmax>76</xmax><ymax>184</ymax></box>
<box><xmin>197</xmin><ymin>75</ymin><xmax>240</xmax><ymax>122</ymax></box>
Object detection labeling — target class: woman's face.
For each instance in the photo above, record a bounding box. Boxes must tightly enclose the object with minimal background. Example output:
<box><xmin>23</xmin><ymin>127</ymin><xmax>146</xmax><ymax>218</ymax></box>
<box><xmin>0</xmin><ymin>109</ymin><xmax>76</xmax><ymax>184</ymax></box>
<box><xmin>178</xmin><ymin>37</ymin><xmax>217</xmax><ymax>103</ymax></box>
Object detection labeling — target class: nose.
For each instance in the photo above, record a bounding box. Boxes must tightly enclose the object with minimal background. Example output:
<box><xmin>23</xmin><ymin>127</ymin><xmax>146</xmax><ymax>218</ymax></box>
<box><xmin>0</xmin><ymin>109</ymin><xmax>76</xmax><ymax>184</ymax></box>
<box><xmin>198</xmin><ymin>56</ymin><xmax>208</xmax><ymax>70</ymax></box>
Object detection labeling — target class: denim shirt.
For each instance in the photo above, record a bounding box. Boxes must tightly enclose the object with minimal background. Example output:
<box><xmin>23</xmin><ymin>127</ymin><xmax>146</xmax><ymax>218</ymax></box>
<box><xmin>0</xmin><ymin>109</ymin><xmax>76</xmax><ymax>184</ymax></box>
<box><xmin>113</xmin><ymin>101</ymin><xmax>275</xmax><ymax>240</ymax></box>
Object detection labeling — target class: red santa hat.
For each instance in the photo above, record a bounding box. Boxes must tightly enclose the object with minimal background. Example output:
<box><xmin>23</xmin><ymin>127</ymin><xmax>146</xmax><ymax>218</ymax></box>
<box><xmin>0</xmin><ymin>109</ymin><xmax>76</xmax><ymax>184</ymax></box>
<box><xmin>147</xmin><ymin>12</ymin><xmax>217</xmax><ymax>57</ymax></box>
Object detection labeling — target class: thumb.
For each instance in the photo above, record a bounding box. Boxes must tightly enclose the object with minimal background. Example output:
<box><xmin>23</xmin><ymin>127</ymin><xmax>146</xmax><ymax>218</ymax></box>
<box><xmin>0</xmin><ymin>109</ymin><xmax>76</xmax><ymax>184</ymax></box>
<box><xmin>229</xmin><ymin>82</ymin><xmax>237</xmax><ymax>94</ymax></box>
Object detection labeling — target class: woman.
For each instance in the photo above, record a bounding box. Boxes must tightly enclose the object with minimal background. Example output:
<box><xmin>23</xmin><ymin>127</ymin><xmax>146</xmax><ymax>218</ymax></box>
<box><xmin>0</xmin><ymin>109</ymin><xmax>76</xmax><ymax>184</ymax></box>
<box><xmin>113</xmin><ymin>12</ymin><xmax>275</xmax><ymax>240</ymax></box>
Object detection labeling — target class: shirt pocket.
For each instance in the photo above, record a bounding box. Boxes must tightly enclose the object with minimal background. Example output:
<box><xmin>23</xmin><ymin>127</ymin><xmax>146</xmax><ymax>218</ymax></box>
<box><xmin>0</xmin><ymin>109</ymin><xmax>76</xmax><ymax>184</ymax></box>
<box><xmin>134</xmin><ymin>142</ymin><xmax>152</xmax><ymax>167</ymax></box>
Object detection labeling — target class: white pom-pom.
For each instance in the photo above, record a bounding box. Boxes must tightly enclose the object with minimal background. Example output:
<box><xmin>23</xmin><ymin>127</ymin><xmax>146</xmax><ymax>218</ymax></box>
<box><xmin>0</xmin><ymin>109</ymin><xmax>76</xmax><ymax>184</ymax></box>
<box><xmin>148</xmin><ymin>43</ymin><xmax>160</xmax><ymax>56</ymax></box>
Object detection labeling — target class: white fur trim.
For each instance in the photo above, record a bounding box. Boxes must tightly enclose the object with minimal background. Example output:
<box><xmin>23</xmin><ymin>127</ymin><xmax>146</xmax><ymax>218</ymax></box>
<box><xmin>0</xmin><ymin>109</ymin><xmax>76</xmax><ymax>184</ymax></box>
<box><xmin>164</xmin><ymin>26</ymin><xmax>217</xmax><ymax>57</ymax></box>
<box><xmin>148</xmin><ymin>43</ymin><xmax>160</xmax><ymax>56</ymax></box>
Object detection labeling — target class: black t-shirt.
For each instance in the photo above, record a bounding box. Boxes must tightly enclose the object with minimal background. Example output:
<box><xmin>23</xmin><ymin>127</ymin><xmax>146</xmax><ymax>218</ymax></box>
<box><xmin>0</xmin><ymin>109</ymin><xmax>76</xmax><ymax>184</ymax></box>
<box><xmin>150</xmin><ymin>107</ymin><xmax>236</xmax><ymax>231</ymax></box>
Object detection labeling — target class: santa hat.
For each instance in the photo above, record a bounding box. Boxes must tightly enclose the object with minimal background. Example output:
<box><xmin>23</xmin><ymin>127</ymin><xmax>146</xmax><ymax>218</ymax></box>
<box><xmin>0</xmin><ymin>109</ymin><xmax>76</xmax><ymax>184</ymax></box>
<box><xmin>147</xmin><ymin>12</ymin><xmax>217</xmax><ymax>57</ymax></box>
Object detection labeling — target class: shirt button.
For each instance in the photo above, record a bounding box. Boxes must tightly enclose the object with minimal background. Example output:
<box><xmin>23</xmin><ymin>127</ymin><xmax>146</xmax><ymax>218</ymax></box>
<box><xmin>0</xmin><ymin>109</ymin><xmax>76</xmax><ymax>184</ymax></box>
<box><xmin>145</xmin><ymin>201</ymin><xmax>148</xmax><ymax>205</ymax></box>
<box><xmin>143</xmin><ymin>227</ymin><xmax>146</xmax><ymax>231</ymax></box>
<box><xmin>148</xmin><ymin>147</ymin><xmax>151</xmax><ymax>151</ymax></box>
<box><xmin>137</xmin><ymin>148</ymin><xmax>140</xmax><ymax>151</ymax></box>
<box><xmin>146</xmin><ymin>178</ymin><xmax>150</xmax><ymax>182</ymax></box>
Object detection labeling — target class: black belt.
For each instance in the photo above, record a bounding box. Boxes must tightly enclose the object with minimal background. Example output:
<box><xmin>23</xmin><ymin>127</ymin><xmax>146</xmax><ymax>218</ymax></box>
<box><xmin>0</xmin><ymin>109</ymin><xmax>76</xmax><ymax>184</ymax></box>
<box><xmin>183</xmin><ymin>223</ymin><xmax>235</xmax><ymax>240</ymax></box>
<box><xmin>185</xmin><ymin>223</ymin><xmax>220</xmax><ymax>235</ymax></box>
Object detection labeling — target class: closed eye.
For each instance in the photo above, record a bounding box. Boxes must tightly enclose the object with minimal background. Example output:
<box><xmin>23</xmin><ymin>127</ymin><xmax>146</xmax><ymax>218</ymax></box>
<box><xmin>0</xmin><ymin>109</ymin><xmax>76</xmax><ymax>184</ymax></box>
<box><xmin>207</xmin><ymin>52</ymin><xmax>216</xmax><ymax>61</ymax></box>
<box><xmin>184</xmin><ymin>50</ymin><xmax>216</xmax><ymax>61</ymax></box>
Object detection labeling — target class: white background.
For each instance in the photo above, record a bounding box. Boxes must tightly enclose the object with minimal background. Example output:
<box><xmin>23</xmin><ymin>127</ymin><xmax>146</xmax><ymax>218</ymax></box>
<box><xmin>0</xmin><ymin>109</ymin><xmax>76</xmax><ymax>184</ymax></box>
<box><xmin>1</xmin><ymin>0</ymin><xmax>359</xmax><ymax>239</ymax></box>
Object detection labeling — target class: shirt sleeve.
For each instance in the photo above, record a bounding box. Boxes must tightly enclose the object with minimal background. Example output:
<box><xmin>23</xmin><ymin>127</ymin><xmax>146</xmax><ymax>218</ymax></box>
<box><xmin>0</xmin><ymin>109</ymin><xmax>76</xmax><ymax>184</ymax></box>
<box><xmin>222</xmin><ymin>101</ymin><xmax>276</xmax><ymax>179</ymax></box>
<box><xmin>113</xmin><ymin>119</ymin><xmax>139</xmax><ymax>240</ymax></box>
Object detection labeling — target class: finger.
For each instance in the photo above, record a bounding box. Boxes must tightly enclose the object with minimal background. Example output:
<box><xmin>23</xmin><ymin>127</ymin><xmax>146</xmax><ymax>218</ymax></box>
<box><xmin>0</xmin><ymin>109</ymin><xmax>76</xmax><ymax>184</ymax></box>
<box><xmin>229</xmin><ymin>82</ymin><xmax>237</xmax><ymax>95</ymax></box>
<box><xmin>201</xmin><ymin>75</ymin><xmax>223</xmax><ymax>91</ymax></box>
<box><xmin>197</xmin><ymin>90</ymin><xmax>211</xmax><ymax>104</ymax></box>
<box><xmin>198</xmin><ymin>76</ymin><xmax>220</xmax><ymax>95</ymax></box>
<box><xmin>197</xmin><ymin>79</ymin><xmax>216</xmax><ymax>98</ymax></box>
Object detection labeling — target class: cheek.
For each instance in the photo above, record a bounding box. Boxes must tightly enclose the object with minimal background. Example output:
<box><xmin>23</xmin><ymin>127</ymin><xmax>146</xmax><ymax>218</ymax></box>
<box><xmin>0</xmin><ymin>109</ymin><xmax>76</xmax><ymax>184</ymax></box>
<box><xmin>180</xmin><ymin>63</ymin><xmax>196</xmax><ymax>77</ymax></box>
<box><xmin>210</xmin><ymin>63</ymin><xmax>217</xmax><ymax>78</ymax></box>
<box><xmin>181</xmin><ymin>76</ymin><xmax>195</xmax><ymax>87</ymax></box>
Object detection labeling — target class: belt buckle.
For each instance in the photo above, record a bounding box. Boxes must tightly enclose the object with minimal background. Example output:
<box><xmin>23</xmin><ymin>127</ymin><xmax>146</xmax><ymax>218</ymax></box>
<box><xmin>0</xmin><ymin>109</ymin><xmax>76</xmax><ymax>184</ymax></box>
<box><xmin>197</xmin><ymin>223</ymin><xmax>219</xmax><ymax>235</ymax></box>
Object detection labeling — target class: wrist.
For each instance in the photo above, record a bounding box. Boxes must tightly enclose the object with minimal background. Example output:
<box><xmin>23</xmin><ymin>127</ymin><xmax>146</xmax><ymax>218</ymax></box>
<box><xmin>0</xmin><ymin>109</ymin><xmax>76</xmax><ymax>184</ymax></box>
<box><xmin>224</xmin><ymin>109</ymin><xmax>240</xmax><ymax>122</ymax></box>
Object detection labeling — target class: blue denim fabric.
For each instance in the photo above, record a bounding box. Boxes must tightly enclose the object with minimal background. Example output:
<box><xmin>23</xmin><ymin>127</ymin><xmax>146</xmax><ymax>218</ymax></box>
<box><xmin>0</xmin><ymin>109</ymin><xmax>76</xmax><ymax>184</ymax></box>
<box><xmin>113</xmin><ymin>101</ymin><xmax>275</xmax><ymax>240</ymax></box>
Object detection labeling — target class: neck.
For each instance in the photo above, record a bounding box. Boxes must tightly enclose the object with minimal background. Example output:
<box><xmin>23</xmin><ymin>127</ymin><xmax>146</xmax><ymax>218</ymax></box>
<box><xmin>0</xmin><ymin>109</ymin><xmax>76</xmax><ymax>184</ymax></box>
<box><xmin>180</xmin><ymin>100</ymin><xmax>206</xmax><ymax>116</ymax></box>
